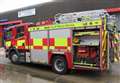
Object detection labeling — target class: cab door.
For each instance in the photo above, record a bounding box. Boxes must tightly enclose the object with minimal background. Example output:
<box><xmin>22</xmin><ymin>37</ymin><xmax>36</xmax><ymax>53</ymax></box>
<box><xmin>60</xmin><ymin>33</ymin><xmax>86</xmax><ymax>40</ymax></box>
<box><xmin>15</xmin><ymin>26</ymin><xmax>26</xmax><ymax>50</ymax></box>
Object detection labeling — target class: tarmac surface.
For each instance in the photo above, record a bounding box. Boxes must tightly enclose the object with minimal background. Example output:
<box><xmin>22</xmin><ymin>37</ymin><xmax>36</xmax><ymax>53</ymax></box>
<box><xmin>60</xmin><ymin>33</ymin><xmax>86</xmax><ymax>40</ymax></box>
<box><xmin>0</xmin><ymin>48</ymin><xmax>53</xmax><ymax>83</ymax></box>
<box><xmin>0</xmin><ymin>48</ymin><xmax>120</xmax><ymax>83</ymax></box>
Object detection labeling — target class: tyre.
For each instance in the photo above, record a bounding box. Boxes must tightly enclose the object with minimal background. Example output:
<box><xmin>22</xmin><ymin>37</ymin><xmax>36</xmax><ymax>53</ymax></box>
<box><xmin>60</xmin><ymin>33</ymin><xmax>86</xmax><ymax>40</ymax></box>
<box><xmin>10</xmin><ymin>51</ymin><xmax>19</xmax><ymax>64</ymax></box>
<box><xmin>52</xmin><ymin>55</ymin><xmax>67</xmax><ymax>74</ymax></box>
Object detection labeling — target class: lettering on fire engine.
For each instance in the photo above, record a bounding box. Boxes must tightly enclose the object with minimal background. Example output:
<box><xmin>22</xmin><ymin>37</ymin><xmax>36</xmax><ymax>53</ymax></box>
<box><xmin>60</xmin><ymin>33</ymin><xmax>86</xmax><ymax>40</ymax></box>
<box><xmin>28</xmin><ymin>19</ymin><xmax>102</xmax><ymax>32</ymax></box>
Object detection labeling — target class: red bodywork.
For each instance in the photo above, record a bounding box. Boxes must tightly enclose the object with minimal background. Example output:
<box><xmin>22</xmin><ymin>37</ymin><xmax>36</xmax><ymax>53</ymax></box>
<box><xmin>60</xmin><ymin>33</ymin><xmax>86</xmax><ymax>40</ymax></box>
<box><xmin>5</xmin><ymin>23</ymin><xmax>32</xmax><ymax>50</ymax></box>
<box><xmin>106</xmin><ymin>7</ymin><xmax>120</xmax><ymax>13</ymax></box>
<box><xmin>0</xmin><ymin>20</ymin><xmax>22</xmax><ymax>47</ymax></box>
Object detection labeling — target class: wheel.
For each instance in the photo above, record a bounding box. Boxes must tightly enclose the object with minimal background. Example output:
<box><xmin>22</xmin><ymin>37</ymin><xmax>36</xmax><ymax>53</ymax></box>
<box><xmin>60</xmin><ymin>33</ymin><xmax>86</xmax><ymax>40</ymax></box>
<box><xmin>52</xmin><ymin>56</ymin><xmax>67</xmax><ymax>74</ymax></box>
<box><xmin>10</xmin><ymin>51</ymin><xmax>19</xmax><ymax>64</ymax></box>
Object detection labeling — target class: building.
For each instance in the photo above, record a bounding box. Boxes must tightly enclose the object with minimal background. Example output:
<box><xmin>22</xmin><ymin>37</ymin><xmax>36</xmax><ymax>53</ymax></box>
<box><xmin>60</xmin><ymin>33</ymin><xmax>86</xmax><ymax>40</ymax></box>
<box><xmin>0</xmin><ymin>0</ymin><xmax>120</xmax><ymax>23</ymax></box>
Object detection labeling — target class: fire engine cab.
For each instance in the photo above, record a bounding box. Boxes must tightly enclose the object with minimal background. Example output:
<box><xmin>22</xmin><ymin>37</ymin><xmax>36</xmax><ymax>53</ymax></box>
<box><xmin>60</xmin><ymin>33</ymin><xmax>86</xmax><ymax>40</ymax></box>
<box><xmin>4</xmin><ymin>8</ymin><xmax>120</xmax><ymax>74</ymax></box>
<box><xmin>0</xmin><ymin>20</ymin><xmax>22</xmax><ymax>47</ymax></box>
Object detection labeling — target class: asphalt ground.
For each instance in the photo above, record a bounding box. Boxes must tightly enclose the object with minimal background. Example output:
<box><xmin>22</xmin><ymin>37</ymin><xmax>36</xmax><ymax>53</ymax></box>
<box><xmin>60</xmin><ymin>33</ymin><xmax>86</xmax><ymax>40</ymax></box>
<box><xmin>0</xmin><ymin>48</ymin><xmax>120</xmax><ymax>83</ymax></box>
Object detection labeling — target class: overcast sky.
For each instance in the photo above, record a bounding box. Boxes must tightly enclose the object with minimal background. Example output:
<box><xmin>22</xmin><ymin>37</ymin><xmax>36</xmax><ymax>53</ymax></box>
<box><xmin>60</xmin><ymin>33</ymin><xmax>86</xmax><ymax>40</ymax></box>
<box><xmin>0</xmin><ymin>0</ymin><xmax>53</xmax><ymax>13</ymax></box>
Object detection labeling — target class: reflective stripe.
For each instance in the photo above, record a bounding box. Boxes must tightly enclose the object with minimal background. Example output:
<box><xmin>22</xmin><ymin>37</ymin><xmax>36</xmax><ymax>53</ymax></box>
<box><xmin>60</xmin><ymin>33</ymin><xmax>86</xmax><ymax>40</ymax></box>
<box><xmin>17</xmin><ymin>40</ymin><xmax>25</xmax><ymax>46</ymax></box>
<box><xmin>55</xmin><ymin>38</ymin><xmax>67</xmax><ymax>46</ymax></box>
<box><xmin>33</xmin><ymin>39</ymin><xmax>42</xmax><ymax>46</ymax></box>
<box><xmin>43</xmin><ymin>46</ymin><xmax>48</xmax><ymax>50</ymax></box>
<box><xmin>49</xmin><ymin>46</ymin><xmax>55</xmax><ymax>49</ymax></box>
<box><xmin>30</xmin><ymin>46</ymin><xmax>33</xmax><ymax>49</ymax></box>
<box><xmin>74</xmin><ymin>31</ymin><xmax>99</xmax><ymax>36</ymax></box>
<box><xmin>16</xmin><ymin>46</ymin><xmax>18</xmax><ymax>48</ymax></box>
<box><xmin>32</xmin><ymin>39</ymin><xmax>48</xmax><ymax>50</ymax></box>
<box><xmin>74</xmin><ymin>62</ymin><xmax>95</xmax><ymax>67</ymax></box>
<box><xmin>18</xmin><ymin>46</ymin><xmax>25</xmax><ymax>49</ymax></box>
<box><xmin>102</xmin><ymin>31</ymin><xmax>107</xmax><ymax>50</ymax></box>
<box><xmin>49</xmin><ymin>38</ymin><xmax>71</xmax><ymax>50</ymax></box>
<box><xmin>31</xmin><ymin>38</ymin><xmax>70</xmax><ymax>50</ymax></box>
<box><xmin>5</xmin><ymin>41</ymin><xmax>11</xmax><ymax>47</ymax></box>
<box><xmin>114</xmin><ymin>56</ymin><xmax>120</xmax><ymax>62</ymax></box>
<box><xmin>55</xmin><ymin>46</ymin><xmax>67</xmax><ymax>49</ymax></box>
<box><xmin>104</xmin><ymin>16</ymin><xmax>107</xmax><ymax>31</ymax></box>
<box><xmin>25</xmin><ymin>46</ymin><xmax>29</xmax><ymax>49</ymax></box>
<box><xmin>67</xmin><ymin>47</ymin><xmax>71</xmax><ymax>51</ymax></box>
<box><xmin>34</xmin><ymin>46</ymin><xmax>42</xmax><ymax>49</ymax></box>
<box><xmin>50</xmin><ymin>46</ymin><xmax>71</xmax><ymax>50</ymax></box>
<box><xmin>28</xmin><ymin>19</ymin><xmax>102</xmax><ymax>32</ymax></box>
<box><xmin>114</xmin><ymin>58</ymin><xmax>118</xmax><ymax>62</ymax></box>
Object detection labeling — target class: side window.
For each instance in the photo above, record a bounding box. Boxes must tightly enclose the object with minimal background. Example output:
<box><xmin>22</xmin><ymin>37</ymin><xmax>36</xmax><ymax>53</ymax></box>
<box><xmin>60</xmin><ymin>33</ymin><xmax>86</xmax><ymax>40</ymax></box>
<box><xmin>5</xmin><ymin>29</ymin><xmax>12</xmax><ymax>40</ymax></box>
<box><xmin>16</xmin><ymin>26</ymin><xmax>24</xmax><ymax>38</ymax></box>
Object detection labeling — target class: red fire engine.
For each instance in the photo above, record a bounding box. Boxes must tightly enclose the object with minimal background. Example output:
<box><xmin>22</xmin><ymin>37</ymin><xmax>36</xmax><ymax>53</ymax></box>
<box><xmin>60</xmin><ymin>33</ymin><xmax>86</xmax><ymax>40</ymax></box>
<box><xmin>3</xmin><ymin>8</ymin><xmax>120</xmax><ymax>74</ymax></box>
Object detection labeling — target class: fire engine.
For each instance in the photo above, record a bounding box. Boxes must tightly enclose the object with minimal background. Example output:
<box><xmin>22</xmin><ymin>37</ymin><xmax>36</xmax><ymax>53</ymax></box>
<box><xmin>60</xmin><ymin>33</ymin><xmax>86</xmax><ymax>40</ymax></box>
<box><xmin>3</xmin><ymin>8</ymin><xmax>120</xmax><ymax>74</ymax></box>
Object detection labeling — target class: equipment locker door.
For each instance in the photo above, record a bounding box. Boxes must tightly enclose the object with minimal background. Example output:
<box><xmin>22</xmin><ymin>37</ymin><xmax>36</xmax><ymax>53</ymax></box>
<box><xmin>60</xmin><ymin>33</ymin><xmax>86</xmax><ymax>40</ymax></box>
<box><xmin>30</xmin><ymin>30</ymin><xmax>48</xmax><ymax>64</ymax></box>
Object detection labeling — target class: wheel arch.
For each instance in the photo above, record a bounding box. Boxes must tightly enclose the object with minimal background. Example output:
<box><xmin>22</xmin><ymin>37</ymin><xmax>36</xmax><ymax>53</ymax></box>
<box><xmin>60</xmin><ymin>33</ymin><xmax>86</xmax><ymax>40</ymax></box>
<box><xmin>49</xmin><ymin>52</ymin><xmax>73</xmax><ymax>69</ymax></box>
<box><xmin>7</xmin><ymin>47</ymin><xmax>20</xmax><ymax>58</ymax></box>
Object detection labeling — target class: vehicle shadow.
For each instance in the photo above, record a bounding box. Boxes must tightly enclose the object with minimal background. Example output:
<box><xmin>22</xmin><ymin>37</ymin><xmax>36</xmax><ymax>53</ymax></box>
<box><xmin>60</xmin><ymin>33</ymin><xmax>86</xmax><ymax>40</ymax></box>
<box><xmin>20</xmin><ymin>63</ymin><xmax>109</xmax><ymax>78</ymax></box>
